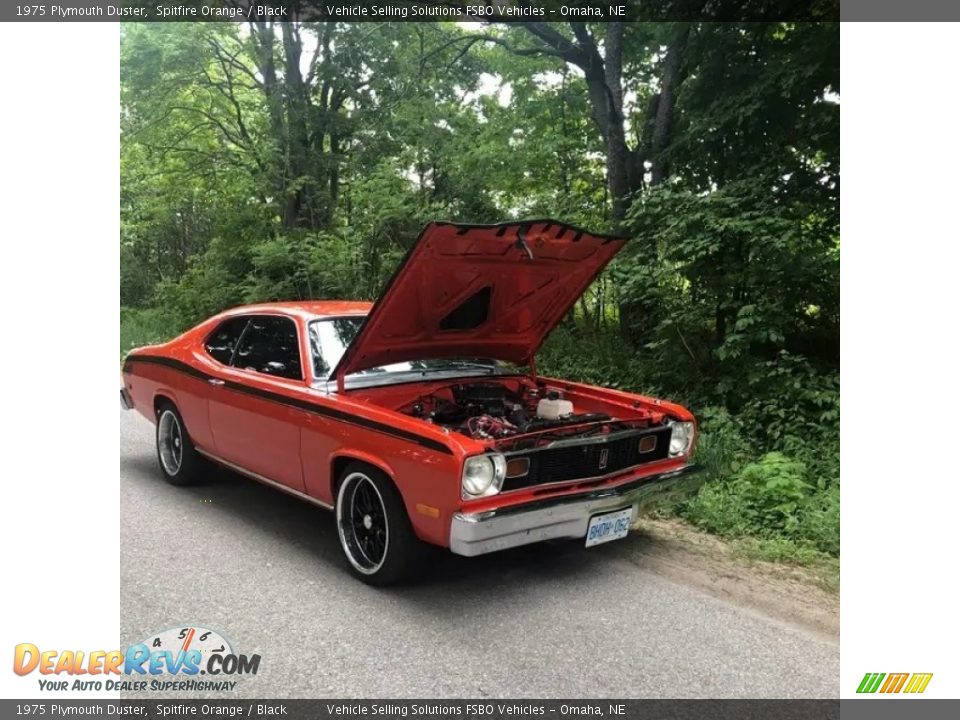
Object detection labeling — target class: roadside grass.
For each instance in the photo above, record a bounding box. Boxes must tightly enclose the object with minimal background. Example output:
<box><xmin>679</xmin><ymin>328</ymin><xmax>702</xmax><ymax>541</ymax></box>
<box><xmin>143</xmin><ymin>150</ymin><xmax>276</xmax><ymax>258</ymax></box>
<box><xmin>630</xmin><ymin>516</ymin><xmax>838</xmax><ymax>634</ymax></box>
<box><xmin>729</xmin><ymin>537</ymin><xmax>840</xmax><ymax>593</ymax></box>
<box><xmin>645</xmin><ymin>504</ymin><xmax>840</xmax><ymax>594</ymax></box>
<box><xmin>639</xmin><ymin>513</ymin><xmax>840</xmax><ymax>595</ymax></box>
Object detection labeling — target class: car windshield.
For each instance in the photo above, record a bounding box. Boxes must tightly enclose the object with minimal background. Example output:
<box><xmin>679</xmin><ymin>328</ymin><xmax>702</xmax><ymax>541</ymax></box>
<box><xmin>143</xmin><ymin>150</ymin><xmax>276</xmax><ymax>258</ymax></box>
<box><xmin>308</xmin><ymin>317</ymin><xmax>521</xmax><ymax>383</ymax></box>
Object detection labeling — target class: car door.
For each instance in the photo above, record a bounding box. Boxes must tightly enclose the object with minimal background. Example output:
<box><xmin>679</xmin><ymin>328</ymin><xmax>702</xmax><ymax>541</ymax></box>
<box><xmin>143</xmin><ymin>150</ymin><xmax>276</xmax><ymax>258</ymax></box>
<box><xmin>207</xmin><ymin>314</ymin><xmax>306</xmax><ymax>492</ymax></box>
<box><xmin>184</xmin><ymin>315</ymin><xmax>251</xmax><ymax>452</ymax></box>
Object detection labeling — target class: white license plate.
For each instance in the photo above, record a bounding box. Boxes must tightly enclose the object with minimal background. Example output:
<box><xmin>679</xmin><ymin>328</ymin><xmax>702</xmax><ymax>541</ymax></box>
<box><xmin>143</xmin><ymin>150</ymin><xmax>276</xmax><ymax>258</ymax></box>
<box><xmin>585</xmin><ymin>507</ymin><xmax>633</xmax><ymax>547</ymax></box>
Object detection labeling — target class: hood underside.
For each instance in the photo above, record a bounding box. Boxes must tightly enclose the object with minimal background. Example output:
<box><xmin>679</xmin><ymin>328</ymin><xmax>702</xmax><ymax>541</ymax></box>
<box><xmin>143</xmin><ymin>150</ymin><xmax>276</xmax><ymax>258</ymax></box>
<box><xmin>332</xmin><ymin>219</ymin><xmax>628</xmax><ymax>379</ymax></box>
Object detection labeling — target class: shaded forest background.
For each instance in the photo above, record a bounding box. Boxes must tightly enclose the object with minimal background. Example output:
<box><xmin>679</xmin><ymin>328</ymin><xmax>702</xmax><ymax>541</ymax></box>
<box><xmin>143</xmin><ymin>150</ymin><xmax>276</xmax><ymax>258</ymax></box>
<box><xmin>120</xmin><ymin>21</ymin><xmax>839</xmax><ymax>566</ymax></box>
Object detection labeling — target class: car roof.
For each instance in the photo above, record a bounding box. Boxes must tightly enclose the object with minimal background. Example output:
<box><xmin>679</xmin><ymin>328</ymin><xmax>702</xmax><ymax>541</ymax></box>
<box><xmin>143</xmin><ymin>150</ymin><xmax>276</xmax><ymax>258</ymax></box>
<box><xmin>217</xmin><ymin>300</ymin><xmax>372</xmax><ymax>321</ymax></box>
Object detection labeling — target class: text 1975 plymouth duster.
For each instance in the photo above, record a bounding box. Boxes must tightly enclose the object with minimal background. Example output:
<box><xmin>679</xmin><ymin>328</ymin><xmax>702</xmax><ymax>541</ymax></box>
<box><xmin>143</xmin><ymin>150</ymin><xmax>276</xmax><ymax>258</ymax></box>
<box><xmin>121</xmin><ymin>220</ymin><xmax>700</xmax><ymax>584</ymax></box>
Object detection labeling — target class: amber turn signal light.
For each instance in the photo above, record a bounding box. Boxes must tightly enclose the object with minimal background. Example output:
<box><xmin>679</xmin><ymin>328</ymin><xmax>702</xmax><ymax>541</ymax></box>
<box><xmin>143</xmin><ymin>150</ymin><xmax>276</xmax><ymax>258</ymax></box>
<box><xmin>415</xmin><ymin>503</ymin><xmax>440</xmax><ymax>519</ymax></box>
<box><xmin>505</xmin><ymin>457</ymin><xmax>530</xmax><ymax>478</ymax></box>
<box><xmin>638</xmin><ymin>435</ymin><xmax>658</xmax><ymax>454</ymax></box>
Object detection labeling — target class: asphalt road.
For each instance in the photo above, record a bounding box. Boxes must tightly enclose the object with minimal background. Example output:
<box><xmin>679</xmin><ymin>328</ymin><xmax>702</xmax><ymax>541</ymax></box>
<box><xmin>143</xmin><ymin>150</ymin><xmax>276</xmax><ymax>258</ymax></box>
<box><xmin>120</xmin><ymin>409</ymin><xmax>839</xmax><ymax>698</ymax></box>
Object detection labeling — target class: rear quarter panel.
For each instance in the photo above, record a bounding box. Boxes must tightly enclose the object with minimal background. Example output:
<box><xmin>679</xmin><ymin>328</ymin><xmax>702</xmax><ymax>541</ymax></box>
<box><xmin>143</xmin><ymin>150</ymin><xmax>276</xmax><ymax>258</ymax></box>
<box><xmin>122</xmin><ymin>327</ymin><xmax>218</xmax><ymax>453</ymax></box>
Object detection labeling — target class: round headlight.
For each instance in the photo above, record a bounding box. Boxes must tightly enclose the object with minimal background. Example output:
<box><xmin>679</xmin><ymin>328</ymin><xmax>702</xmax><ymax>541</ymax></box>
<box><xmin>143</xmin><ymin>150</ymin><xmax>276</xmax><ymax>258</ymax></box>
<box><xmin>669</xmin><ymin>421</ymin><xmax>694</xmax><ymax>457</ymax></box>
<box><xmin>461</xmin><ymin>454</ymin><xmax>506</xmax><ymax>498</ymax></box>
<box><xmin>463</xmin><ymin>457</ymin><xmax>494</xmax><ymax>495</ymax></box>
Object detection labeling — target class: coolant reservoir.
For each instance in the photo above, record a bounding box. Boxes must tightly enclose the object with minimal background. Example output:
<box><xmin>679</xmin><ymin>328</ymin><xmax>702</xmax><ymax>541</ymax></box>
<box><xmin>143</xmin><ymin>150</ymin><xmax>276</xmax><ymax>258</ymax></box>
<box><xmin>537</xmin><ymin>397</ymin><xmax>574</xmax><ymax>420</ymax></box>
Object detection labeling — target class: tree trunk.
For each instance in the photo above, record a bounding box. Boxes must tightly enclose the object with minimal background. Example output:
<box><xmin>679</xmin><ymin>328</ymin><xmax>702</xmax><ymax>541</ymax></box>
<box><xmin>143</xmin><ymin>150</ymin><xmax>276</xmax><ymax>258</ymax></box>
<box><xmin>600</xmin><ymin>23</ymin><xmax>635</xmax><ymax>228</ymax></box>
<box><xmin>250</xmin><ymin>21</ymin><xmax>339</xmax><ymax>232</ymax></box>
<box><xmin>507</xmin><ymin>22</ymin><xmax>690</xmax><ymax>339</ymax></box>
<box><xmin>280</xmin><ymin>22</ymin><xmax>317</xmax><ymax>230</ymax></box>
<box><xmin>250</xmin><ymin>21</ymin><xmax>285</xmax><ymax>203</ymax></box>
<box><xmin>650</xmin><ymin>26</ymin><xmax>691</xmax><ymax>187</ymax></box>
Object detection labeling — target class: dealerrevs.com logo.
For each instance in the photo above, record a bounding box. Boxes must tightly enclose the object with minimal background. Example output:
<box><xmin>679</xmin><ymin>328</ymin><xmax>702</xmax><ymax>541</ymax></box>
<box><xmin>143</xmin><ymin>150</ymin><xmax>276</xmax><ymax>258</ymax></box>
<box><xmin>856</xmin><ymin>672</ymin><xmax>933</xmax><ymax>694</ymax></box>
<box><xmin>13</xmin><ymin>626</ymin><xmax>260</xmax><ymax>693</ymax></box>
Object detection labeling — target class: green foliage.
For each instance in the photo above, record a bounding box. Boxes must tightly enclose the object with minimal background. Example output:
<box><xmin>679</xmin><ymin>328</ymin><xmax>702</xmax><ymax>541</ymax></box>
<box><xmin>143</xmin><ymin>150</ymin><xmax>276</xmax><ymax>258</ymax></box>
<box><xmin>738</xmin><ymin>353</ymin><xmax>840</xmax><ymax>464</ymax></box>
<box><xmin>539</xmin><ymin>327</ymin><xmax>839</xmax><ymax>558</ymax></box>
<box><xmin>682</xmin><ymin>444</ymin><xmax>838</xmax><ymax>557</ymax></box>
<box><xmin>685</xmin><ymin>453</ymin><xmax>811</xmax><ymax>538</ymax></box>
<box><xmin>538</xmin><ymin>326</ymin><xmax>648</xmax><ymax>392</ymax></box>
<box><xmin>686</xmin><ymin>407</ymin><xmax>750</xmax><ymax>482</ymax></box>
<box><xmin>120</xmin><ymin>307</ymin><xmax>183</xmax><ymax>357</ymax></box>
<box><xmin>797</xmin><ymin>485</ymin><xmax>840</xmax><ymax>556</ymax></box>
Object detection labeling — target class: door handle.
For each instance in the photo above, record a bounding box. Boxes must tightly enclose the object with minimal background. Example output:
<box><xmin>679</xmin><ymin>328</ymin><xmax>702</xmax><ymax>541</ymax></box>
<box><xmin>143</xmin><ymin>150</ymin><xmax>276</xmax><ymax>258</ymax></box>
<box><xmin>208</xmin><ymin>379</ymin><xmax>225</xmax><ymax>387</ymax></box>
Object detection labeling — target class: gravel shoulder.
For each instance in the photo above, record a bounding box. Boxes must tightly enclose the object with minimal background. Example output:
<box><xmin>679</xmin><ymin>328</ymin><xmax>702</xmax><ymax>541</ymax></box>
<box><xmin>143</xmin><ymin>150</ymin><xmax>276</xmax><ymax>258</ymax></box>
<box><xmin>619</xmin><ymin>518</ymin><xmax>839</xmax><ymax>638</ymax></box>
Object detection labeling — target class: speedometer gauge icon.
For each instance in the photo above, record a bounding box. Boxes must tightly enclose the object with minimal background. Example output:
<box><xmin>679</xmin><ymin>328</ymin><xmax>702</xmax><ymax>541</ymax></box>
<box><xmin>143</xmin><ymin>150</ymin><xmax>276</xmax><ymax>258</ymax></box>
<box><xmin>141</xmin><ymin>626</ymin><xmax>233</xmax><ymax>670</ymax></box>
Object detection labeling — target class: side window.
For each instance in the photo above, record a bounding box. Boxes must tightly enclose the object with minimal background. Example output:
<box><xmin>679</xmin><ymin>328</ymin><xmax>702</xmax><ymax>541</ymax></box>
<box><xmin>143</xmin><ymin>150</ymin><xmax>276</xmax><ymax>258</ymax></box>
<box><xmin>309</xmin><ymin>317</ymin><xmax>363</xmax><ymax>379</ymax></box>
<box><xmin>232</xmin><ymin>316</ymin><xmax>303</xmax><ymax>381</ymax></box>
<box><xmin>204</xmin><ymin>317</ymin><xmax>250</xmax><ymax>365</ymax></box>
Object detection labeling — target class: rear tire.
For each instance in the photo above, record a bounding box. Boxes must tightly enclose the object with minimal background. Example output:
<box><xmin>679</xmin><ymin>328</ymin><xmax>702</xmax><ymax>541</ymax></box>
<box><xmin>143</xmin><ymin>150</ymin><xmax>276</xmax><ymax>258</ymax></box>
<box><xmin>155</xmin><ymin>402</ymin><xmax>203</xmax><ymax>486</ymax></box>
<box><xmin>335</xmin><ymin>463</ymin><xmax>426</xmax><ymax>585</ymax></box>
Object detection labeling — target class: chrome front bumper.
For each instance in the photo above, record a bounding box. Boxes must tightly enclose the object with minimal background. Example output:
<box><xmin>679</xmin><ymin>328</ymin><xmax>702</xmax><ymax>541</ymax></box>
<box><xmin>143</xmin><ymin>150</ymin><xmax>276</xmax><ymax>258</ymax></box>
<box><xmin>449</xmin><ymin>465</ymin><xmax>702</xmax><ymax>557</ymax></box>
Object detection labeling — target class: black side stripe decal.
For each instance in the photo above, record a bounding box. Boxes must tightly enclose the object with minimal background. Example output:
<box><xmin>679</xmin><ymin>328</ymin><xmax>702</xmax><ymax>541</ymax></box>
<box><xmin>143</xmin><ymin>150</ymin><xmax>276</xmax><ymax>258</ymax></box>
<box><xmin>123</xmin><ymin>355</ymin><xmax>454</xmax><ymax>455</ymax></box>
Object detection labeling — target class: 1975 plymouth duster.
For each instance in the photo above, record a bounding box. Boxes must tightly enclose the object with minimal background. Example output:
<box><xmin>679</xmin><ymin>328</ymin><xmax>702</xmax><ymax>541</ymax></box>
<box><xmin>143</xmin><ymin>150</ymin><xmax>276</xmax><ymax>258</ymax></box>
<box><xmin>121</xmin><ymin>220</ymin><xmax>700</xmax><ymax>584</ymax></box>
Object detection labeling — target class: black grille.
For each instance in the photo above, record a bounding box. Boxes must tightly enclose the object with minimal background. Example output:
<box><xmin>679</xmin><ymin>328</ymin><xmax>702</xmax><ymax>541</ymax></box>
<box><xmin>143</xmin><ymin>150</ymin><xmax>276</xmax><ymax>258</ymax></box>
<box><xmin>502</xmin><ymin>426</ymin><xmax>673</xmax><ymax>492</ymax></box>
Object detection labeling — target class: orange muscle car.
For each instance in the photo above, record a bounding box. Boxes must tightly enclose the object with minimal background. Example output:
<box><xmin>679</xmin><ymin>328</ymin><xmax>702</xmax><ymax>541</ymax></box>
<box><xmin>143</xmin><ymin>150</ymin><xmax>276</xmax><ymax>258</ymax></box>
<box><xmin>121</xmin><ymin>220</ymin><xmax>701</xmax><ymax>584</ymax></box>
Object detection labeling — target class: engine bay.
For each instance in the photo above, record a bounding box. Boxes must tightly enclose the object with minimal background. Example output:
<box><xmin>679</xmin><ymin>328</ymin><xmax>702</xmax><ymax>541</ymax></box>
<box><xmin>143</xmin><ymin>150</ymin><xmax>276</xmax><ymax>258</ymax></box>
<box><xmin>403</xmin><ymin>381</ymin><xmax>614</xmax><ymax>440</ymax></box>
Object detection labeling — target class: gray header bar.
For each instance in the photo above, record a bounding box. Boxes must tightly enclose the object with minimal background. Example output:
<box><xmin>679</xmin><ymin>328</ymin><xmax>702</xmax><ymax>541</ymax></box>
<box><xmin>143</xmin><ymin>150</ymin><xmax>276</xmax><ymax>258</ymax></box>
<box><xmin>0</xmin><ymin>699</ymin><xmax>958</xmax><ymax>720</ymax></box>
<box><xmin>0</xmin><ymin>699</ymin><xmax>837</xmax><ymax>719</ymax></box>
<box><xmin>4</xmin><ymin>0</ymin><xmax>959</xmax><ymax>23</ymax></box>
<box><xmin>1</xmin><ymin>0</ymin><xmax>845</xmax><ymax>23</ymax></box>
<box><xmin>841</xmin><ymin>0</ymin><xmax>960</xmax><ymax>19</ymax></box>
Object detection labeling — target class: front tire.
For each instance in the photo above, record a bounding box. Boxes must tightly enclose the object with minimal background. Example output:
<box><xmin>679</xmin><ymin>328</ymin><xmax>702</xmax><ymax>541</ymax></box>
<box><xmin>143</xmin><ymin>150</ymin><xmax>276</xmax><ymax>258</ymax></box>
<box><xmin>335</xmin><ymin>463</ymin><xmax>426</xmax><ymax>585</ymax></box>
<box><xmin>155</xmin><ymin>402</ymin><xmax>203</xmax><ymax>486</ymax></box>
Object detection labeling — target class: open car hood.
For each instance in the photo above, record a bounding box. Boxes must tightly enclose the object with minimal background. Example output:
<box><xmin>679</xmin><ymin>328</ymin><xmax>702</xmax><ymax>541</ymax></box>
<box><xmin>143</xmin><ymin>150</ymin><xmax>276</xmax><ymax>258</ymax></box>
<box><xmin>332</xmin><ymin>219</ymin><xmax>628</xmax><ymax>380</ymax></box>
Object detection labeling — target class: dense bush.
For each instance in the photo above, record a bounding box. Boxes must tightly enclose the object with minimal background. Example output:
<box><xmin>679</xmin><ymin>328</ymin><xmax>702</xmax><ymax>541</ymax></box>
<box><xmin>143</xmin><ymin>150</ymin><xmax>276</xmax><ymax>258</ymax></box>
<box><xmin>539</xmin><ymin>326</ymin><xmax>840</xmax><ymax>559</ymax></box>
<box><xmin>120</xmin><ymin>306</ymin><xmax>182</xmax><ymax>355</ymax></box>
<box><xmin>686</xmin><ymin>452</ymin><xmax>810</xmax><ymax>535</ymax></box>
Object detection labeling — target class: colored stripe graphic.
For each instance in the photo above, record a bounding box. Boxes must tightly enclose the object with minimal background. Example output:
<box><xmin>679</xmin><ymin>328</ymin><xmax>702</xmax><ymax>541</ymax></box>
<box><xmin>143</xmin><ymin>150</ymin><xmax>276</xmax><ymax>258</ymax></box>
<box><xmin>857</xmin><ymin>672</ymin><xmax>932</xmax><ymax>694</ymax></box>
<box><xmin>904</xmin><ymin>673</ymin><xmax>933</xmax><ymax>694</ymax></box>
<box><xmin>857</xmin><ymin>673</ymin><xmax>885</xmax><ymax>693</ymax></box>
<box><xmin>880</xmin><ymin>673</ymin><xmax>908</xmax><ymax>693</ymax></box>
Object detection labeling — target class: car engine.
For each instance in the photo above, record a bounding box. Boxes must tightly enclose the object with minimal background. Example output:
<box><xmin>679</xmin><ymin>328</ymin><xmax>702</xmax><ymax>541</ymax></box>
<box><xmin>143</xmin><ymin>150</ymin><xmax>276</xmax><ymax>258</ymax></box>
<box><xmin>405</xmin><ymin>382</ymin><xmax>611</xmax><ymax>439</ymax></box>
